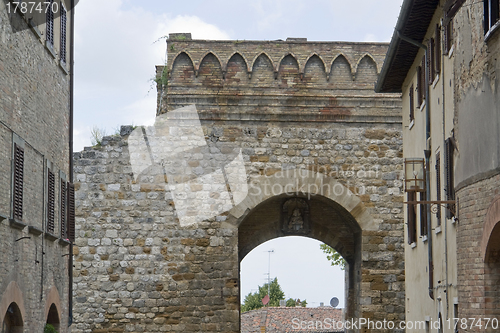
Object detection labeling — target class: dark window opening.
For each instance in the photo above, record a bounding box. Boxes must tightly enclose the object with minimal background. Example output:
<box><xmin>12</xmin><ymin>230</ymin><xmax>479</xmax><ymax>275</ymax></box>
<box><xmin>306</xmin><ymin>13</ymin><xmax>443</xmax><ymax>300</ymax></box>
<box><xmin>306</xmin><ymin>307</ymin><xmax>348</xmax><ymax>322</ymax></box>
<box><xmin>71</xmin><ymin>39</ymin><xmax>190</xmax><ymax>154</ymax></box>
<box><xmin>46</xmin><ymin>0</ymin><xmax>54</xmax><ymax>46</ymax></box>
<box><xmin>420</xmin><ymin>192</ymin><xmax>427</xmax><ymax>236</ymax></box>
<box><xmin>409</xmin><ymin>84</ymin><xmax>414</xmax><ymax>123</ymax></box>
<box><xmin>47</xmin><ymin>169</ymin><xmax>55</xmax><ymax>234</ymax></box>
<box><xmin>444</xmin><ymin>20</ymin><xmax>454</xmax><ymax>55</ymax></box>
<box><xmin>408</xmin><ymin>191</ymin><xmax>417</xmax><ymax>244</ymax></box>
<box><xmin>60</xmin><ymin>180</ymin><xmax>67</xmax><ymax>238</ymax></box>
<box><xmin>13</xmin><ymin>143</ymin><xmax>24</xmax><ymax>222</ymax></box>
<box><xmin>417</xmin><ymin>62</ymin><xmax>425</xmax><ymax>107</ymax></box>
<box><xmin>436</xmin><ymin>152</ymin><xmax>442</xmax><ymax>226</ymax></box>
<box><xmin>2</xmin><ymin>302</ymin><xmax>23</xmax><ymax>333</ymax></box>
<box><xmin>445</xmin><ymin>138</ymin><xmax>455</xmax><ymax>218</ymax></box>
<box><xmin>60</xmin><ymin>3</ymin><xmax>67</xmax><ymax>63</ymax></box>
<box><xmin>484</xmin><ymin>0</ymin><xmax>500</xmax><ymax>36</ymax></box>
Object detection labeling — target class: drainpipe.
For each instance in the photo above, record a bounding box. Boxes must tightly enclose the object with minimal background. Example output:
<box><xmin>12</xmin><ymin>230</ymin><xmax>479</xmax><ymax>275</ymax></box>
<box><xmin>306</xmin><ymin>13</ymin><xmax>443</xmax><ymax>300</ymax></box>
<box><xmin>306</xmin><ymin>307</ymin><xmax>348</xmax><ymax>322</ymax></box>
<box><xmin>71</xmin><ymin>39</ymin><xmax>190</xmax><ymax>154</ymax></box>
<box><xmin>396</xmin><ymin>31</ymin><xmax>434</xmax><ymax>300</ymax></box>
<box><xmin>68</xmin><ymin>0</ymin><xmax>75</xmax><ymax>326</ymax></box>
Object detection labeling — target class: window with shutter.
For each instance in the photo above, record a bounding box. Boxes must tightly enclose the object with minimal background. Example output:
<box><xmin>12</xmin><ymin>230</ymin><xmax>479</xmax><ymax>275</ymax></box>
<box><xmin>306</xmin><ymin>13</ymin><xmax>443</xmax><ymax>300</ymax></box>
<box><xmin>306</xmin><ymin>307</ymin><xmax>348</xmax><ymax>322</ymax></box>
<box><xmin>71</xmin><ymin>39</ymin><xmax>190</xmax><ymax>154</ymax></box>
<box><xmin>436</xmin><ymin>153</ymin><xmax>442</xmax><ymax>226</ymax></box>
<box><xmin>435</xmin><ymin>25</ymin><xmax>441</xmax><ymax>75</ymax></box>
<box><xmin>417</xmin><ymin>64</ymin><xmax>424</xmax><ymax>107</ymax></box>
<box><xmin>445</xmin><ymin>138</ymin><xmax>455</xmax><ymax>218</ymax></box>
<box><xmin>67</xmin><ymin>182</ymin><xmax>75</xmax><ymax>242</ymax></box>
<box><xmin>60</xmin><ymin>180</ymin><xmax>67</xmax><ymax>238</ymax></box>
<box><xmin>409</xmin><ymin>85</ymin><xmax>414</xmax><ymax>123</ymax></box>
<box><xmin>427</xmin><ymin>40</ymin><xmax>433</xmax><ymax>84</ymax></box>
<box><xmin>46</xmin><ymin>0</ymin><xmax>54</xmax><ymax>46</ymax></box>
<box><xmin>13</xmin><ymin>144</ymin><xmax>24</xmax><ymax>222</ymax></box>
<box><xmin>47</xmin><ymin>170</ymin><xmax>55</xmax><ymax>233</ymax></box>
<box><xmin>420</xmin><ymin>192</ymin><xmax>427</xmax><ymax>236</ymax></box>
<box><xmin>60</xmin><ymin>3</ymin><xmax>67</xmax><ymax>63</ymax></box>
<box><xmin>444</xmin><ymin>20</ymin><xmax>453</xmax><ymax>55</ymax></box>
<box><xmin>408</xmin><ymin>191</ymin><xmax>416</xmax><ymax>244</ymax></box>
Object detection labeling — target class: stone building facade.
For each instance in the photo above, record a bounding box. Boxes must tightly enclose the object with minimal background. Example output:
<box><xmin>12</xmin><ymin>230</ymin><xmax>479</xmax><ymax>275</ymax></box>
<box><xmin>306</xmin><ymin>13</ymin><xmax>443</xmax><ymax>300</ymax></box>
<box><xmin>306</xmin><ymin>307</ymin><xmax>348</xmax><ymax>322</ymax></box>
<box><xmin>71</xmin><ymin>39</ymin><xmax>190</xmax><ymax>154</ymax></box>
<box><xmin>378</xmin><ymin>0</ymin><xmax>500</xmax><ymax>332</ymax></box>
<box><xmin>453</xmin><ymin>0</ymin><xmax>500</xmax><ymax>331</ymax></box>
<box><xmin>72</xmin><ymin>35</ymin><xmax>404</xmax><ymax>332</ymax></box>
<box><xmin>0</xmin><ymin>1</ymin><xmax>75</xmax><ymax>332</ymax></box>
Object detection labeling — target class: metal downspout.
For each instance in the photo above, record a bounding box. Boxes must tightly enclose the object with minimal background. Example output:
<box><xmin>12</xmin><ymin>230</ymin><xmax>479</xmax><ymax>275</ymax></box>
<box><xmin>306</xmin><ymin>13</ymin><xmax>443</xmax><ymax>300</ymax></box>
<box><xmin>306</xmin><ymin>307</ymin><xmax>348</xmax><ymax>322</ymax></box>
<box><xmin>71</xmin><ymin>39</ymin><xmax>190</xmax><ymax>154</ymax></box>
<box><xmin>68</xmin><ymin>0</ymin><xmax>75</xmax><ymax>326</ymax></box>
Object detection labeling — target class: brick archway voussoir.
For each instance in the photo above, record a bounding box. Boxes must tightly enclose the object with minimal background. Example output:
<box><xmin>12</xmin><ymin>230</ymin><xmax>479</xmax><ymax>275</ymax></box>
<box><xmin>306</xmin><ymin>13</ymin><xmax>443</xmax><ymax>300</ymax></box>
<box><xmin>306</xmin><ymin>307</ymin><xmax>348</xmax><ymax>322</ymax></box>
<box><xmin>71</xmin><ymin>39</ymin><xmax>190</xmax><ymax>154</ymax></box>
<box><xmin>481</xmin><ymin>195</ymin><xmax>500</xmax><ymax>261</ymax></box>
<box><xmin>0</xmin><ymin>281</ymin><xmax>26</xmax><ymax>327</ymax></box>
<box><xmin>228</xmin><ymin>171</ymin><xmax>373</xmax><ymax>230</ymax></box>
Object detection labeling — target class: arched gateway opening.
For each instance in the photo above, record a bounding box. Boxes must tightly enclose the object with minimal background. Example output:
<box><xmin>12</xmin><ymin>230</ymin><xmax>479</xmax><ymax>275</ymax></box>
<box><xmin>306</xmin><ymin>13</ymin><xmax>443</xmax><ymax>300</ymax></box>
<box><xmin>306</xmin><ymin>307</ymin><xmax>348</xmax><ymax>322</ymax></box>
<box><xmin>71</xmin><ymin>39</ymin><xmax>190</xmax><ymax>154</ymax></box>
<box><xmin>238</xmin><ymin>193</ymin><xmax>360</xmax><ymax>318</ymax></box>
<box><xmin>223</xmin><ymin>170</ymin><xmax>404</xmax><ymax>332</ymax></box>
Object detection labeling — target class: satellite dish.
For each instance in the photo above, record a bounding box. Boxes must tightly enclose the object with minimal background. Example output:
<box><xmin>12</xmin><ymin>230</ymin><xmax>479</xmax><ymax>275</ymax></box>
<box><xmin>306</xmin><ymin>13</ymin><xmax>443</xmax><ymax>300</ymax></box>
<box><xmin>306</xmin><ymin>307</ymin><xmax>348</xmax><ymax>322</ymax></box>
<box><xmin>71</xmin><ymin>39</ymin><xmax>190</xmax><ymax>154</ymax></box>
<box><xmin>330</xmin><ymin>297</ymin><xmax>339</xmax><ymax>308</ymax></box>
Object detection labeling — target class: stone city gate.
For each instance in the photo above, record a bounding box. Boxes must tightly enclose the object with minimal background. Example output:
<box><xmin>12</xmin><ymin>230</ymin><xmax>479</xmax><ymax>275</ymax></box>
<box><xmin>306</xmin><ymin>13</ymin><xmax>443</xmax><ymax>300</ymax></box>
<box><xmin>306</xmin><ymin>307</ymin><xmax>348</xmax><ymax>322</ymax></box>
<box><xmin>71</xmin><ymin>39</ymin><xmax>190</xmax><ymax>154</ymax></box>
<box><xmin>72</xmin><ymin>35</ymin><xmax>404</xmax><ymax>333</ymax></box>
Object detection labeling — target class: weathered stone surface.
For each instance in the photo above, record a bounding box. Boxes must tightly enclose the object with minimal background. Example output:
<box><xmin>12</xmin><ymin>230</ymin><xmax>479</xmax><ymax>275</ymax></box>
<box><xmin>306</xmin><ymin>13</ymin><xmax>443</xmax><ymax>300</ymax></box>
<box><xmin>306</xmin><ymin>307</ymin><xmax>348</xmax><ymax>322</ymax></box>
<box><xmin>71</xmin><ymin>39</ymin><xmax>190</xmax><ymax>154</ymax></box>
<box><xmin>73</xmin><ymin>37</ymin><xmax>404</xmax><ymax>333</ymax></box>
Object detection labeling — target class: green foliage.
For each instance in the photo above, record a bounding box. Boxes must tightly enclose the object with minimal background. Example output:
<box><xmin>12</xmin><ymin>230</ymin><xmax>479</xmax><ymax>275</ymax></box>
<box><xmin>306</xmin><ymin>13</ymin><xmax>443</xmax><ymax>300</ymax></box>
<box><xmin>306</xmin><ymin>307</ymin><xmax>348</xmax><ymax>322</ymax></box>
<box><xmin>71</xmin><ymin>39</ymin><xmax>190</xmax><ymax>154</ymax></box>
<box><xmin>241</xmin><ymin>278</ymin><xmax>285</xmax><ymax>312</ymax></box>
<box><xmin>154</xmin><ymin>67</ymin><xmax>169</xmax><ymax>87</ymax></box>
<box><xmin>320</xmin><ymin>243</ymin><xmax>347</xmax><ymax>270</ymax></box>
<box><xmin>286</xmin><ymin>298</ymin><xmax>307</xmax><ymax>307</ymax></box>
<box><xmin>44</xmin><ymin>324</ymin><xmax>57</xmax><ymax>333</ymax></box>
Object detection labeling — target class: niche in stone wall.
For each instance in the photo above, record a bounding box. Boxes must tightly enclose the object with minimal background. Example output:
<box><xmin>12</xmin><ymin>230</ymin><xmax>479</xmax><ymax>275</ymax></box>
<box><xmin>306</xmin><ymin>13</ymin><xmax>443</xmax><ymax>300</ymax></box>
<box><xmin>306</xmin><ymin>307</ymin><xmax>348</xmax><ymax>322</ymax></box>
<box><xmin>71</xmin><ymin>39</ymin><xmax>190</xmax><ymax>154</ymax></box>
<box><xmin>170</xmin><ymin>52</ymin><xmax>195</xmax><ymax>83</ymax></box>
<box><xmin>198</xmin><ymin>53</ymin><xmax>223</xmax><ymax>87</ymax></box>
<box><xmin>330</xmin><ymin>55</ymin><xmax>353</xmax><ymax>85</ymax></box>
<box><xmin>355</xmin><ymin>55</ymin><xmax>378</xmax><ymax>83</ymax></box>
<box><xmin>226</xmin><ymin>53</ymin><xmax>249</xmax><ymax>85</ymax></box>
<box><xmin>303</xmin><ymin>54</ymin><xmax>327</xmax><ymax>86</ymax></box>
<box><xmin>278</xmin><ymin>54</ymin><xmax>300</xmax><ymax>88</ymax></box>
<box><xmin>251</xmin><ymin>53</ymin><xmax>274</xmax><ymax>86</ymax></box>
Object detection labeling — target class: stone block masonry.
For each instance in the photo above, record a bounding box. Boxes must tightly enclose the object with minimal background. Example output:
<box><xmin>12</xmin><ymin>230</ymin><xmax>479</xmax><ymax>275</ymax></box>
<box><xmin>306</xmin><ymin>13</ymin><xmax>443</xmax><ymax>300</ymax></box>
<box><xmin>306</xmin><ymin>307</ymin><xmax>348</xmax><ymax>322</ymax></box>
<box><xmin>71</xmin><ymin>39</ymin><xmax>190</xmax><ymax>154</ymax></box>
<box><xmin>73</xmin><ymin>36</ymin><xmax>405</xmax><ymax>333</ymax></box>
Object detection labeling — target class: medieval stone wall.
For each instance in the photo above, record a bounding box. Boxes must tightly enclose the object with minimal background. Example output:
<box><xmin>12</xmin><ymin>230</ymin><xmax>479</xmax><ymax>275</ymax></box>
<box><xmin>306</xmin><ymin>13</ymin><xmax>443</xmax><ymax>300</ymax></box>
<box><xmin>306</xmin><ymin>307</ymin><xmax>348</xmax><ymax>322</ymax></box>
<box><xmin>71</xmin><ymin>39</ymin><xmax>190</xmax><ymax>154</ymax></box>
<box><xmin>73</xmin><ymin>36</ymin><xmax>405</xmax><ymax>333</ymax></box>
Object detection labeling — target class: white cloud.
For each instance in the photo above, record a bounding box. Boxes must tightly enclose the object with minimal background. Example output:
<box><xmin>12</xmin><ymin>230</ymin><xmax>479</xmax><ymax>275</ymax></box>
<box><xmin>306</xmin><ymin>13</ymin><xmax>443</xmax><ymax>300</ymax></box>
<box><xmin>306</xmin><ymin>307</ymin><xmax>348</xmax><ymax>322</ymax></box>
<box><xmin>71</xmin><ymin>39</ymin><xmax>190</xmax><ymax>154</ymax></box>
<box><xmin>73</xmin><ymin>0</ymin><xmax>230</xmax><ymax>151</ymax></box>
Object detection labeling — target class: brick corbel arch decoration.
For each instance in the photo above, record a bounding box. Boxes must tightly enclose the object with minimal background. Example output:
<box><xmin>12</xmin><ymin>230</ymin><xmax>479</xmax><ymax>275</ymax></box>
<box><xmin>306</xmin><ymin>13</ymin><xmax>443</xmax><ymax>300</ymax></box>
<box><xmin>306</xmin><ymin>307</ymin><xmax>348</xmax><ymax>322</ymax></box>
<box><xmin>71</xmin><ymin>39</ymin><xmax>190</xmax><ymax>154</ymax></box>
<box><xmin>481</xmin><ymin>195</ymin><xmax>500</xmax><ymax>261</ymax></box>
<box><xmin>0</xmin><ymin>281</ymin><xmax>26</xmax><ymax>327</ymax></box>
<box><xmin>44</xmin><ymin>286</ymin><xmax>62</xmax><ymax>323</ymax></box>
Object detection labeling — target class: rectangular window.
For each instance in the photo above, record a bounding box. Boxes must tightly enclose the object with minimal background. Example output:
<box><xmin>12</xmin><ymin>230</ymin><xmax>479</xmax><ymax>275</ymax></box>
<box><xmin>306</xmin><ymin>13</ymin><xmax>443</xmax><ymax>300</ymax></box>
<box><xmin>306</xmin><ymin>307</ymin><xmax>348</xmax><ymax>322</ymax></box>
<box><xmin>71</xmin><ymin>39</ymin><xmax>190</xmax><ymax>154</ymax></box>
<box><xmin>444</xmin><ymin>20</ymin><xmax>453</xmax><ymax>54</ymax></box>
<box><xmin>13</xmin><ymin>143</ymin><xmax>24</xmax><ymax>222</ymax></box>
<box><xmin>67</xmin><ymin>182</ymin><xmax>75</xmax><ymax>242</ymax></box>
<box><xmin>60</xmin><ymin>178</ymin><xmax>67</xmax><ymax>238</ymax></box>
<box><xmin>420</xmin><ymin>192</ymin><xmax>427</xmax><ymax>236</ymax></box>
<box><xmin>46</xmin><ymin>0</ymin><xmax>54</xmax><ymax>46</ymax></box>
<box><xmin>445</xmin><ymin>138</ymin><xmax>455</xmax><ymax>218</ymax></box>
<box><xmin>427</xmin><ymin>39</ymin><xmax>434</xmax><ymax>84</ymax></box>
<box><xmin>484</xmin><ymin>0</ymin><xmax>500</xmax><ymax>36</ymax></box>
<box><xmin>60</xmin><ymin>3</ymin><xmax>67</xmax><ymax>63</ymax></box>
<box><xmin>408</xmin><ymin>191</ymin><xmax>417</xmax><ymax>244</ymax></box>
<box><xmin>409</xmin><ymin>84</ymin><xmax>414</xmax><ymax>123</ymax></box>
<box><xmin>47</xmin><ymin>169</ymin><xmax>55</xmax><ymax>233</ymax></box>
<box><xmin>435</xmin><ymin>24</ymin><xmax>441</xmax><ymax>75</ymax></box>
<box><xmin>436</xmin><ymin>152</ymin><xmax>442</xmax><ymax>226</ymax></box>
<box><xmin>417</xmin><ymin>62</ymin><xmax>425</xmax><ymax>107</ymax></box>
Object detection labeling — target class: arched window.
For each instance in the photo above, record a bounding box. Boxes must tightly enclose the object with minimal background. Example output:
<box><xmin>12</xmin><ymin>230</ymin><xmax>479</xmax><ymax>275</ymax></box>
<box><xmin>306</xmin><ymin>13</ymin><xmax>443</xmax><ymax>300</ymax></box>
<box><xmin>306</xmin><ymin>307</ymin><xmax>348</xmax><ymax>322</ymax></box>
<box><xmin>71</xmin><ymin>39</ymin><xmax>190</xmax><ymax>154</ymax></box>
<box><xmin>2</xmin><ymin>302</ymin><xmax>23</xmax><ymax>333</ymax></box>
<box><xmin>46</xmin><ymin>303</ymin><xmax>60</xmax><ymax>332</ymax></box>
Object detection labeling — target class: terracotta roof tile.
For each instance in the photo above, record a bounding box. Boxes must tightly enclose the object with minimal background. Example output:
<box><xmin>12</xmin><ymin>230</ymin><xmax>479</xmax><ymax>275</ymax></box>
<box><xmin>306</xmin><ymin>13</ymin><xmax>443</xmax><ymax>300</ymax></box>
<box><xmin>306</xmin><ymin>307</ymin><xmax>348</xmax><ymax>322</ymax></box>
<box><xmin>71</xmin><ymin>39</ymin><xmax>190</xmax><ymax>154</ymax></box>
<box><xmin>241</xmin><ymin>307</ymin><xmax>344</xmax><ymax>333</ymax></box>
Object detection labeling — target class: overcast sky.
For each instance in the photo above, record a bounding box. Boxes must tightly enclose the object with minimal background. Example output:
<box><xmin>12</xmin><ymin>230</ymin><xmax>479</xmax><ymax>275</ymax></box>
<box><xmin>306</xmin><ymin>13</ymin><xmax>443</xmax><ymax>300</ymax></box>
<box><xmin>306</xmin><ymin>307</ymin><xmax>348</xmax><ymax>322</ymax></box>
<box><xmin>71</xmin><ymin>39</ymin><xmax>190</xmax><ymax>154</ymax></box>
<box><xmin>74</xmin><ymin>0</ymin><xmax>404</xmax><ymax>308</ymax></box>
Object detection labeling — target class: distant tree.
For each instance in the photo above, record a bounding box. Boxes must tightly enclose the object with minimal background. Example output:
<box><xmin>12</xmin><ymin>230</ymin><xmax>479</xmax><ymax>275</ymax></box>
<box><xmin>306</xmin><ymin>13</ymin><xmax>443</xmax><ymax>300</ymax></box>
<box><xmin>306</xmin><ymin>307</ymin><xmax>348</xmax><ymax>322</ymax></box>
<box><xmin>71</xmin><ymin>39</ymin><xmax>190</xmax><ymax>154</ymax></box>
<box><xmin>286</xmin><ymin>298</ymin><xmax>307</xmax><ymax>307</ymax></box>
<box><xmin>241</xmin><ymin>278</ymin><xmax>288</xmax><ymax>312</ymax></box>
<box><xmin>320</xmin><ymin>244</ymin><xmax>347</xmax><ymax>270</ymax></box>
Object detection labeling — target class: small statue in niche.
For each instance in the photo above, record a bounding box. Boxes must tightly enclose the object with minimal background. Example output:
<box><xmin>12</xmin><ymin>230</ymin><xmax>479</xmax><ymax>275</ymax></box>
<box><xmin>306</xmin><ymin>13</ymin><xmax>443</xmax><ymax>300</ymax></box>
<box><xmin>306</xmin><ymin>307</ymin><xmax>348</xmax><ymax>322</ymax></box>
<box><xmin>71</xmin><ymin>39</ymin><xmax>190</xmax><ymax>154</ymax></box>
<box><xmin>282</xmin><ymin>197</ymin><xmax>310</xmax><ymax>234</ymax></box>
<box><xmin>289</xmin><ymin>208</ymin><xmax>304</xmax><ymax>231</ymax></box>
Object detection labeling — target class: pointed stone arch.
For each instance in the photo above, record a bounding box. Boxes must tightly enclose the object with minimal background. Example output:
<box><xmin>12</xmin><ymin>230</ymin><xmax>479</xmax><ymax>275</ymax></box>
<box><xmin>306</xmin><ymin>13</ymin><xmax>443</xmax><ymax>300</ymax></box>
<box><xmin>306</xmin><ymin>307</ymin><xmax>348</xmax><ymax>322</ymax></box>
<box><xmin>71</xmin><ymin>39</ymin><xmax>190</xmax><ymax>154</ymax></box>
<box><xmin>0</xmin><ymin>281</ymin><xmax>26</xmax><ymax>331</ymax></box>
<box><xmin>198</xmin><ymin>52</ymin><xmax>223</xmax><ymax>86</ymax></box>
<box><xmin>355</xmin><ymin>54</ymin><xmax>378</xmax><ymax>82</ymax></box>
<box><xmin>169</xmin><ymin>51</ymin><xmax>196</xmax><ymax>83</ymax></box>
<box><xmin>303</xmin><ymin>53</ymin><xmax>327</xmax><ymax>84</ymax></box>
<box><xmin>168</xmin><ymin>51</ymin><xmax>196</xmax><ymax>74</ymax></box>
<box><xmin>224</xmin><ymin>52</ymin><xmax>250</xmax><ymax>73</ymax></box>
<box><xmin>277</xmin><ymin>53</ymin><xmax>300</xmax><ymax>87</ymax></box>
<box><xmin>250</xmin><ymin>53</ymin><xmax>275</xmax><ymax>85</ymax></box>
<box><xmin>225</xmin><ymin>52</ymin><xmax>250</xmax><ymax>84</ymax></box>
<box><xmin>330</xmin><ymin>54</ymin><xmax>353</xmax><ymax>83</ymax></box>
